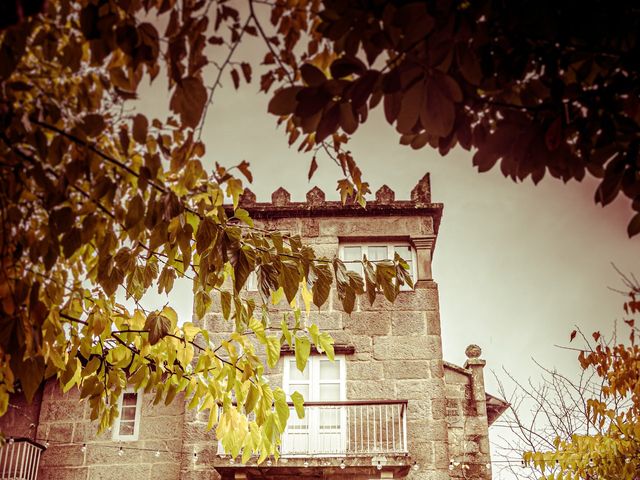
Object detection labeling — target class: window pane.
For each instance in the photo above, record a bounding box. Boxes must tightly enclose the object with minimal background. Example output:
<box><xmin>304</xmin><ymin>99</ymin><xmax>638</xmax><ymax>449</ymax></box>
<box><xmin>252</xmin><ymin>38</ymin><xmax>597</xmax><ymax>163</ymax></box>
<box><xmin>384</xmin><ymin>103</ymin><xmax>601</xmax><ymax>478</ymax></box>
<box><xmin>119</xmin><ymin>421</ymin><xmax>134</xmax><ymax>436</ymax></box>
<box><xmin>121</xmin><ymin>407</ymin><xmax>136</xmax><ymax>421</ymax></box>
<box><xmin>343</xmin><ymin>246</ymin><xmax>362</xmax><ymax>262</ymax></box>
<box><xmin>319</xmin><ymin>407</ymin><xmax>341</xmax><ymax>429</ymax></box>
<box><xmin>288</xmin><ymin>359</ymin><xmax>309</xmax><ymax>381</ymax></box>
<box><xmin>368</xmin><ymin>245</ymin><xmax>388</xmax><ymax>261</ymax></box>
<box><xmin>289</xmin><ymin>384</ymin><xmax>309</xmax><ymax>399</ymax></box>
<box><xmin>318</xmin><ymin>384</ymin><xmax>340</xmax><ymax>401</ymax></box>
<box><xmin>319</xmin><ymin>360</ymin><xmax>340</xmax><ymax>381</ymax></box>
<box><xmin>394</xmin><ymin>246</ymin><xmax>411</xmax><ymax>260</ymax></box>
<box><xmin>122</xmin><ymin>393</ymin><xmax>137</xmax><ymax>406</ymax></box>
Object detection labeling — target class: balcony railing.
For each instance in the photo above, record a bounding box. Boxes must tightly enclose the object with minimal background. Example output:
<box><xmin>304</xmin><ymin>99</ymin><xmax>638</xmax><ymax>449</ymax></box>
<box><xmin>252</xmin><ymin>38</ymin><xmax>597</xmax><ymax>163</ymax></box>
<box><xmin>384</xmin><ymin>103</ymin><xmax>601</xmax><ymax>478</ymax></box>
<box><xmin>281</xmin><ymin>400</ymin><xmax>408</xmax><ymax>457</ymax></box>
<box><xmin>0</xmin><ymin>438</ymin><xmax>46</xmax><ymax>480</ymax></box>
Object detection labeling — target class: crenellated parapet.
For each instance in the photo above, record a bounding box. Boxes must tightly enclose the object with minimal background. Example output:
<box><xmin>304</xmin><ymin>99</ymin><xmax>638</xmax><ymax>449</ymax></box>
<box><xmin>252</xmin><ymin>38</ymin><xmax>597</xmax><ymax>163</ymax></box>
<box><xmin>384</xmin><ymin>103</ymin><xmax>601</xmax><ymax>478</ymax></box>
<box><xmin>234</xmin><ymin>173</ymin><xmax>444</xmax><ymax>237</ymax></box>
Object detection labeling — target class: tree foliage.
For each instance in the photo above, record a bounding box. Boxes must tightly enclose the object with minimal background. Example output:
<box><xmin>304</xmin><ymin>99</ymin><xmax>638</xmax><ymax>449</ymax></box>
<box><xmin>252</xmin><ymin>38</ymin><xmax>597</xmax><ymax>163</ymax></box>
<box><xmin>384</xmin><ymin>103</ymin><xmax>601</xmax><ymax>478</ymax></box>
<box><xmin>521</xmin><ymin>281</ymin><xmax>640</xmax><ymax>479</ymax></box>
<box><xmin>0</xmin><ymin>0</ymin><xmax>414</xmax><ymax>459</ymax></box>
<box><xmin>264</xmin><ymin>0</ymin><xmax>640</xmax><ymax>235</ymax></box>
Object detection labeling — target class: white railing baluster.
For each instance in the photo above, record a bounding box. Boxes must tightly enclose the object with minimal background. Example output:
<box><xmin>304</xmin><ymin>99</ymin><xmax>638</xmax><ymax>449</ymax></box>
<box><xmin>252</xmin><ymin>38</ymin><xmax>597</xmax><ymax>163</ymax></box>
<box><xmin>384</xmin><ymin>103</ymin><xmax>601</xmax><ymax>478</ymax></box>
<box><xmin>278</xmin><ymin>400</ymin><xmax>408</xmax><ymax>457</ymax></box>
<box><xmin>0</xmin><ymin>438</ymin><xmax>46</xmax><ymax>480</ymax></box>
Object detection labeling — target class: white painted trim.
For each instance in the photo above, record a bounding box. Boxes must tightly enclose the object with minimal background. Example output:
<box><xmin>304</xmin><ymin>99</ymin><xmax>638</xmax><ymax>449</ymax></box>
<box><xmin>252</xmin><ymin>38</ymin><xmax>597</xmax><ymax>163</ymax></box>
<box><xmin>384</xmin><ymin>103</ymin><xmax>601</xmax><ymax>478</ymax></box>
<box><xmin>283</xmin><ymin>355</ymin><xmax>346</xmax><ymax>401</ymax></box>
<box><xmin>338</xmin><ymin>242</ymin><xmax>417</xmax><ymax>290</ymax></box>
<box><xmin>282</xmin><ymin>355</ymin><xmax>347</xmax><ymax>455</ymax></box>
<box><xmin>112</xmin><ymin>389</ymin><xmax>142</xmax><ymax>441</ymax></box>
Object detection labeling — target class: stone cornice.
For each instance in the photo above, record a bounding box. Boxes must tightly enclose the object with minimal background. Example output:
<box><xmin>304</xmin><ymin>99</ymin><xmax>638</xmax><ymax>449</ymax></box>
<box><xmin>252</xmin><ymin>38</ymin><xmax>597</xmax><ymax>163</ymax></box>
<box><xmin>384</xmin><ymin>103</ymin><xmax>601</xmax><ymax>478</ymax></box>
<box><xmin>234</xmin><ymin>173</ymin><xmax>444</xmax><ymax>234</ymax></box>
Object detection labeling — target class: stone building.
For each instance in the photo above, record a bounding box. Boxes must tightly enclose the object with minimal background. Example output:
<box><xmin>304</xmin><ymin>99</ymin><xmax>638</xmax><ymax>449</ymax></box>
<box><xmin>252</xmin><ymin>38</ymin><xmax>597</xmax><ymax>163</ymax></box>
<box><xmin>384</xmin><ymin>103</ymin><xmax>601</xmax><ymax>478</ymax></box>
<box><xmin>0</xmin><ymin>174</ymin><xmax>508</xmax><ymax>480</ymax></box>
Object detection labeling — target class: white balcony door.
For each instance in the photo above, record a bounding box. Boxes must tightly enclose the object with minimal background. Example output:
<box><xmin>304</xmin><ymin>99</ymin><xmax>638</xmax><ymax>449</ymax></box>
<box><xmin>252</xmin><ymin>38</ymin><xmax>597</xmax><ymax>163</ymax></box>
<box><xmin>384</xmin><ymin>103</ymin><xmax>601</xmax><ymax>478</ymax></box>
<box><xmin>283</xmin><ymin>355</ymin><xmax>346</xmax><ymax>455</ymax></box>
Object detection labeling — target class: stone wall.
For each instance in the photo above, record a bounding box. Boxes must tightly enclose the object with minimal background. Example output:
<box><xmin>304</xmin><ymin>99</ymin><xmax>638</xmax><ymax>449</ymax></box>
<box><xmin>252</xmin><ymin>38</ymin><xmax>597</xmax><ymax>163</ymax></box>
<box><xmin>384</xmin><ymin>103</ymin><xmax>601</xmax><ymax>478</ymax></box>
<box><xmin>0</xmin><ymin>176</ymin><xmax>503</xmax><ymax>480</ymax></box>
<box><xmin>444</xmin><ymin>361</ymin><xmax>491</xmax><ymax>480</ymax></box>
<box><xmin>200</xmin><ymin>200</ymin><xmax>450</xmax><ymax>480</ymax></box>
<box><xmin>2</xmin><ymin>389</ymin><xmax>42</xmax><ymax>440</ymax></box>
<box><xmin>9</xmin><ymin>382</ymin><xmax>188</xmax><ymax>480</ymax></box>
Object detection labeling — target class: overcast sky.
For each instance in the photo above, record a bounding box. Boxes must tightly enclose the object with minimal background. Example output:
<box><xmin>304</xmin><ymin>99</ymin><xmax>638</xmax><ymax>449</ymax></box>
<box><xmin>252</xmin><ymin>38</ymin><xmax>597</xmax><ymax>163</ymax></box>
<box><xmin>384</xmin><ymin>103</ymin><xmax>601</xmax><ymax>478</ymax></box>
<box><xmin>131</xmin><ymin>25</ymin><xmax>639</xmax><ymax>478</ymax></box>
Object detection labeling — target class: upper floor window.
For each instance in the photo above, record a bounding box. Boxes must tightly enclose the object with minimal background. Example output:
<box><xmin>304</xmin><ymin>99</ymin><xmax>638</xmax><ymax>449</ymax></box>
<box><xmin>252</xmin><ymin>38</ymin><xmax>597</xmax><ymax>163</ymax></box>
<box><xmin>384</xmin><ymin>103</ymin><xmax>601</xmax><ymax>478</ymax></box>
<box><xmin>113</xmin><ymin>391</ymin><xmax>142</xmax><ymax>441</ymax></box>
<box><xmin>283</xmin><ymin>355</ymin><xmax>346</xmax><ymax>402</ymax></box>
<box><xmin>339</xmin><ymin>243</ymin><xmax>416</xmax><ymax>290</ymax></box>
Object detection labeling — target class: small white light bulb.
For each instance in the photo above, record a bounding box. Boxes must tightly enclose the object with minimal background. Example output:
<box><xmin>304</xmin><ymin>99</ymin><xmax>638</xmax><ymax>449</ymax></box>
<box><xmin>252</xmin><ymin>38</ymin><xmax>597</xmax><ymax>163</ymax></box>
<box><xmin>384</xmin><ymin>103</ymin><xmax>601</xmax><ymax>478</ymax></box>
<box><xmin>118</xmin><ymin>446</ymin><xmax>123</xmax><ymax>457</ymax></box>
<box><xmin>266</xmin><ymin>459</ymin><xmax>272</xmax><ymax>467</ymax></box>
<box><xmin>229</xmin><ymin>458</ymin><xmax>235</xmax><ymax>465</ymax></box>
<box><xmin>412</xmin><ymin>462</ymin><xmax>419</xmax><ymax>471</ymax></box>
<box><xmin>155</xmin><ymin>450</ymin><xmax>160</xmax><ymax>458</ymax></box>
<box><xmin>376</xmin><ymin>461</ymin><xmax>382</xmax><ymax>471</ymax></box>
<box><xmin>81</xmin><ymin>444</ymin><xmax>87</xmax><ymax>453</ymax></box>
<box><xmin>303</xmin><ymin>461</ymin><xmax>309</xmax><ymax>468</ymax></box>
<box><xmin>340</xmin><ymin>460</ymin><xmax>346</xmax><ymax>469</ymax></box>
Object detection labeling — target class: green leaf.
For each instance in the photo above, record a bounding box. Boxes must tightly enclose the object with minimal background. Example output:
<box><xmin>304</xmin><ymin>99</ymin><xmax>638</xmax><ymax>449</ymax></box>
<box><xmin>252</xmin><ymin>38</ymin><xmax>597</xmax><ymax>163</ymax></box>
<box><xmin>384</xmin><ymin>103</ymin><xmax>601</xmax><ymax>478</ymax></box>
<box><xmin>280</xmin><ymin>261</ymin><xmax>300</xmax><ymax>303</ymax></box>
<box><xmin>221</xmin><ymin>291</ymin><xmax>232</xmax><ymax>320</ymax></box>
<box><xmin>310</xmin><ymin>263</ymin><xmax>332</xmax><ymax>308</ymax></box>
<box><xmin>281</xmin><ymin>317</ymin><xmax>292</xmax><ymax>347</ymax></box>
<box><xmin>294</xmin><ymin>335</ymin><xmax>311</xmax><ymax>373</ymax></box>
<box><xmin>273</xmin><ymin>387</ymin><xmax>290</xmax><ymax>431</ymax></box>
<box><xmin>627</xmin><ymin>213</ymin><xmax>640</xmax><ymax>237</ymax></box>
<box><xmin>144</xmin><ymin>312</ymin><xmax>171</xmax><ymax>345</ymax></box>
<box><xmin>233</xmin><ymin>207</ymin><xmax>254</xmax><ymax>227</ymax></box>
<box><xmin>14</xmin><ymin>357</ymin><xmax>44</xmax><ymax>403</ymax></box>
<box><xmin>316</xmin><ymin>332</ymin><xmax>335</xmax><ymax>360</ymax></box>
<box><xmin>169</xmin><ymin>76</ymin><xmax>207</xmax><ymax>129</ymax></box>
<box><xmin>194</xmin><ymin>290</ymin><xmax>211</xmax><ymax>319</ymax></box>
<box><xmin>265</xmin><ymin>335</ymin><xmax>280</xmax><ymax>368</ymax></box>
<box><xmin>291</xmin><ymin>390</ymin><xmax>305</xmax><ymax>419</ymax></box>
<box><xmin>268</xmin><ymin>86</ymin><xmax>302</xmax><ymax>115</ymax></box>
<box><xmin>245</xmin><ymin>383</ymin><xmax>259</xmax><ymax>414</ymax></box>
<box><xmin>300</xmin><ymin>63</ymin><xmax>326</xmax><ymax>87</ymax></box>
<box><xmin>363</xmin><ymin>256</ymin><xmax>377</xmax><ymax>305</ymax></box>
<box><xmin>132</xmin><ymin>113</ymin><xmax>148</xmax><ymax>143</ymax></box>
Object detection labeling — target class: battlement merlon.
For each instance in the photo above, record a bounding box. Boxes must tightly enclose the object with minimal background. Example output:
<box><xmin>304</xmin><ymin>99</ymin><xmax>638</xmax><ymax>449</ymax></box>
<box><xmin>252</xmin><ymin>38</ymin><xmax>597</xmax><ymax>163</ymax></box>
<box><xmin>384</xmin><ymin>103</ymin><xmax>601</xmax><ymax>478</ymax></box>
<box><xmin>233</xmin><ymin>173</ymin><xmax>443</xmax><ymax>284</ymax></box>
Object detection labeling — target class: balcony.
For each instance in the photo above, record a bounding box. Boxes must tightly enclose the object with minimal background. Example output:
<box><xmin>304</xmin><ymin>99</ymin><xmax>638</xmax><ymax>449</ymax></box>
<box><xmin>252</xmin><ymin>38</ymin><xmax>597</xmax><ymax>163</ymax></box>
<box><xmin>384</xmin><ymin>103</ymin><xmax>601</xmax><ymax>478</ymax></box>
<box><xmin>0</xmin><ymin>438</ymin><xmax>46</xmax><ymax>480</ymax></box>
<box><xmin>281</xmin><ymin>400</ymin><xmax>408</xmax><ymax>457</ymax></box>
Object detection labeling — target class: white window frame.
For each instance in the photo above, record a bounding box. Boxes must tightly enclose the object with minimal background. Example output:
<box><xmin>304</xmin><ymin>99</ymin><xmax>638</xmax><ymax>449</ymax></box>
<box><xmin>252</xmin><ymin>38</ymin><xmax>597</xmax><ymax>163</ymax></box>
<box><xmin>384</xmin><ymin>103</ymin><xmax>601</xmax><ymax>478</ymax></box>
<box><xmin>338</xmin><ymin>242</ymin><xmax>417</xmax><ymax>291</ymax></box>
<box><xmin>112</xmin><ymin>389</ymin><xmax>142</xmax><ymax>441</ymax></box>
<box><xmin>246</xmin><ymin>270</ymin><xmax>258</xmax><ymax>291</ymax></box>
<box><xmin>282</xmin><ymin>355</ymin><xmax>346</xmax><ymax>456</ymax></box>
<box><xmin>283</xmin><ymin>355</ymin><xmax>346</xmax><ymax>402</ymax></box>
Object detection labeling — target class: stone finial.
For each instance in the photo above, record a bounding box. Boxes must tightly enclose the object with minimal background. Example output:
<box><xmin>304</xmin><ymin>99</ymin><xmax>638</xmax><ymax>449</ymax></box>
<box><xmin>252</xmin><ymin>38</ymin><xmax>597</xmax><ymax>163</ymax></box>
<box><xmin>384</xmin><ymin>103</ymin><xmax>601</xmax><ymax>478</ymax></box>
<box><xmin>306</xmin><ymin>186</ymin><xmax>325</xmax><ymax>206</ymax></box>
<box><xmin>239</xmin><ymin>188</ymin><xmax>256</xmax><ymax>206</ymax></box>
<box><xmin>375</xmin><ymin>185</ymin><xmax>395</xmax><ymax>204</ymax></box>
<box><xmin>465</xmin><ymin>344</ymin><xmax>482</xmax><ymax>359</ymax></box>
<box><xmin>410</xmin><ymin>173</ymin><xmax>431</xmax><ymax>203</ymax></box>
<box><xmin>271</xmin><ymin>187</ymin><xmax>291</xmax><ymax>207</ymax></box>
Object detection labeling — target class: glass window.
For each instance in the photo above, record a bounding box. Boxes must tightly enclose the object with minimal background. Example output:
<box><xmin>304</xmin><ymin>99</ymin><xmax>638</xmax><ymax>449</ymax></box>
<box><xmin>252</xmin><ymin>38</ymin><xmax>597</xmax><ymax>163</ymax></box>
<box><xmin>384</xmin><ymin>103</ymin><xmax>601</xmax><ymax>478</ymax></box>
<box><xmin>339</xmin><ymin>243</ymin><xmax>416</xmax><ymax>290</ymax></box>
<box><xmin>283</xmin><ymin>356</ymin><xmax>345</xmax><ymax>401</ymax></box>
<box><xmin>113</xmin><ymin>391</ymin><xmax>141</xmax><ymax>441</ymax></box>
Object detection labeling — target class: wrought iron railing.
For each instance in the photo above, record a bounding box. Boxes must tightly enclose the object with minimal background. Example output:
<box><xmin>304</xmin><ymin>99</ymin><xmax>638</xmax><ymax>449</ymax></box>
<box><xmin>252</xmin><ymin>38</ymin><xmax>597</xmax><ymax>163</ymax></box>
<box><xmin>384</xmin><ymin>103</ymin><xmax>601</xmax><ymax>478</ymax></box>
<box><xmin>0</xmin><ymin>438</ymin><xmax>46</xmax><ymax>480</ymax></box>
<box><xmin>281</xmin><ymin>400</ymin><xmax>408</xmax><ymax>456</ymax></box>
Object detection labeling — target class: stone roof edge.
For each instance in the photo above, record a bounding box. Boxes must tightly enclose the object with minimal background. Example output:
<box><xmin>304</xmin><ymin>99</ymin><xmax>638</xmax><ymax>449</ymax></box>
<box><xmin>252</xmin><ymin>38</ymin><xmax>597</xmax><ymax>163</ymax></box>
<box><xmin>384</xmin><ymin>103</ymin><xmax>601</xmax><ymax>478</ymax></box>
<box><xmin>444</xmin><ymin>360</ymin><xmax>510</xmax><ymax>425</ymax></box>
<box><xmin>233</xmin><ymin>201</ymin><xmax>444</xmax><ymax>234</ymax></box>
<box><xmin>443</xmin><ymin>360</ymin><xmax>471</xmax><ymax>377</ymax></box>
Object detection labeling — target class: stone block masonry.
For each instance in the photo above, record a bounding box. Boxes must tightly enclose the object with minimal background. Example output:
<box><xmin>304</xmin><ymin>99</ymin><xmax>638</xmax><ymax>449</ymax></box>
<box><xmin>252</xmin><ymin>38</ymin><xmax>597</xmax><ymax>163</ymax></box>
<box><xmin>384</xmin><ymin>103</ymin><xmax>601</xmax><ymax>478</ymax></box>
<box><xmin>0</xmin><ymin>174</ymin><xmax>507</xmax><ymax>480</ymax></box>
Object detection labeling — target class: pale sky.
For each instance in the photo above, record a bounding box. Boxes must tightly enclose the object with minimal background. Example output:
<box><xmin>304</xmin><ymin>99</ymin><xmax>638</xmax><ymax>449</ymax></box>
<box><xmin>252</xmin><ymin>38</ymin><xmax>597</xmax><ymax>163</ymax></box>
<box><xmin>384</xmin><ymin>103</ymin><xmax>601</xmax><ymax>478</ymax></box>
<box><xmin>131</xmin><ymin>23</ymin><xmax>639</xmax><ymax>478</ymax></box>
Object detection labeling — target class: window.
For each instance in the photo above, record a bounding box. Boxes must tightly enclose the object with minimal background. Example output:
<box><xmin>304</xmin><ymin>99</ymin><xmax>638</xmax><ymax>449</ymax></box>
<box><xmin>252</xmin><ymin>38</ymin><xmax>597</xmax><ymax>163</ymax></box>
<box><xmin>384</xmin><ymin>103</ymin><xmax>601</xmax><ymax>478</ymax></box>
<box><xmin>112</xmin><ymin>391</ymin><xmax>142</xmax><ymax>441</ymax></box>
<box><xmin>340</xmin><ymin>243</ymin><xmax>416</xmax><ymax>290</ymax></box>
<box><xmin>282</xmin><ymin>355</ymin><xmax>346</xmax><ymax>455</ymax></box>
